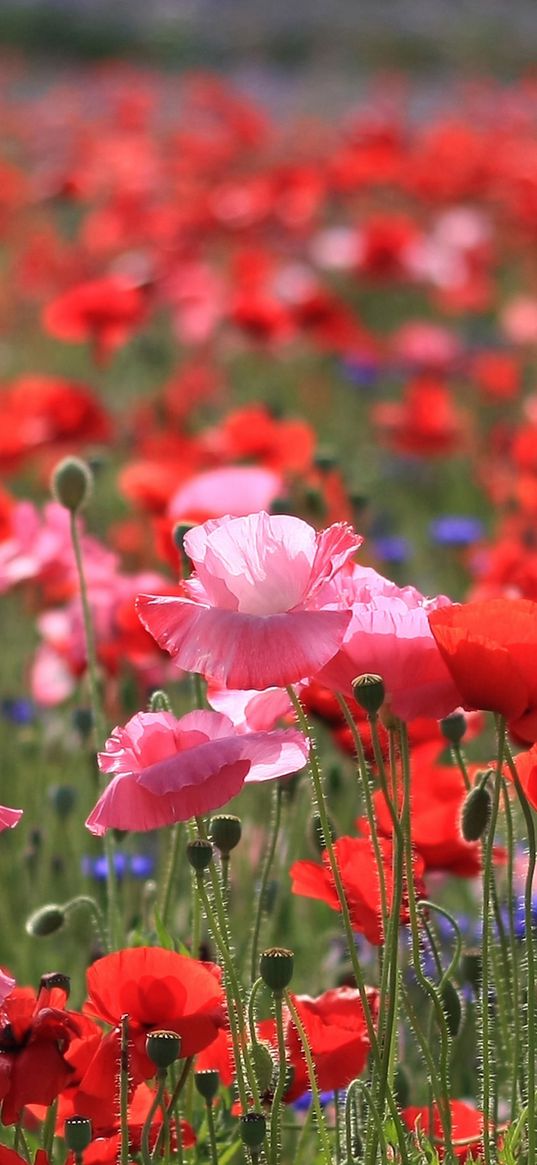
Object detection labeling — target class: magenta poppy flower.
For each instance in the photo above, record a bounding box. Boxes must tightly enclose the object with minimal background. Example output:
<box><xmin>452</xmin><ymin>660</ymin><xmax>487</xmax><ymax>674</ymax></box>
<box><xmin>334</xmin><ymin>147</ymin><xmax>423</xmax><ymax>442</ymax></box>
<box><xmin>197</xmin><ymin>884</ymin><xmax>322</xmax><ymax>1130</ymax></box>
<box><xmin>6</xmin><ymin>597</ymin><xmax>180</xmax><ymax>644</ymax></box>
<box><xmin>136</xmin><ymin>512</ymin><xmax>360</xmax><ymax>690</ymax></box>
<box><xmin>85</xmin><ymin>708</ymin><xmax>309</xmax><ymax>835</ymax></box>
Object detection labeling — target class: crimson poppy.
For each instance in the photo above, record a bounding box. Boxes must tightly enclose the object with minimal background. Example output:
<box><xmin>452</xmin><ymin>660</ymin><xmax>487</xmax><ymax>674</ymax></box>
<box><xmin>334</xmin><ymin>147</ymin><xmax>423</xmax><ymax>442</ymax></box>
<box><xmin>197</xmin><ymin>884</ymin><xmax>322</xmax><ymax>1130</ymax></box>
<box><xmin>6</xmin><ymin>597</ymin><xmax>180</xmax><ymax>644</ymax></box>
<box><xmin>0</xmin><ymin>977</ymin><xmax>80</xmax><ymax>1125</ymax></box>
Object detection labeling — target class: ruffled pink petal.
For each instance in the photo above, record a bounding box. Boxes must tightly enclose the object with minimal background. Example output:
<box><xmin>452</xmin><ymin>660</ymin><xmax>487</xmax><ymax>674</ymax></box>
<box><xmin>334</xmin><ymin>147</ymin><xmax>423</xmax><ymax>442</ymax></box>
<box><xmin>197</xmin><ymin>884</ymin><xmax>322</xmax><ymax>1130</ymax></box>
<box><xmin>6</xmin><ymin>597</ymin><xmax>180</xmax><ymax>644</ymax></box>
<box><xmin>318</xmin><ymin>605</ymin><xmax>461</xmax><ymax>721</ymax></box>
<box><xmin>207</xmin><ymin>685</ymin><xmax>293</xmax><ymax>731</ymax></box>
<box><xmin>196</xmin><ymin>513</ymin><xmax>317</xmax><ymax>615</ymax></box>
<box><xmin>137</xmin><ymin>596</ymin><xmax>352</xmax><ymax>689</ymax></box>
<box><xmin>243</xmin><ymin>728</ymin><xmax>309</xmax><ymax>782</ymax></box>
<box><xmin>304</xmin><ymin>522</ymin><xmax>363</xmax><ymax>605</ymax></box>
<box><xmin>0</xmin><ymin>806</ymin><xmax>23</xmax><ymax>831</ymax></box>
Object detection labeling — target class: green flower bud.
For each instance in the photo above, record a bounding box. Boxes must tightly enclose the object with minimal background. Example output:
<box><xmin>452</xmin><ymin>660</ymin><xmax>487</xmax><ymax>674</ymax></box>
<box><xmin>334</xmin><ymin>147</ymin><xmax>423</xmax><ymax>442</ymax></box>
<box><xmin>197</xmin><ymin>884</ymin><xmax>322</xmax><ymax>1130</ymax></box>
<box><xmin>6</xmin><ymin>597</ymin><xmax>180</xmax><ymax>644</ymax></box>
<box><xmin>146</xmin><ymin>1030</ymin><xmax>181</xmax><ymax>1069</ymax></box>
<box><xmin>352</xmin><ymin>674</ymin><xmax>385</xmax><ymax>715</ymax></box>
<box><xmin>310</xmin><ymin>811</ymin><xmax>336</xmax><ymax>853</ymax></box>
<box><xmin>26</xmin><ymin>904</ymin><xmax>65</xmax><ymax>937</ymax></box>
<box><xmin>148</xmin><ymin>689</ymin><xmax>171</xmax><ymax>713</ymax></box>
<box><xmin>250</xmin><ymin>1041</ymin><xmax>276</xmax><ymax>1094</ymax></box>
<box><xmin>314</xmin><ymin>447</ymin><xmax>338</xmax><ymax>472</ymax></box>
<box><xmin>259</xmin><ymin>947</ymin><xmax>294</xmax><ymax>993</ymax></box>
<box><xmin>51</xmin><ymin>456</ymin><xmax>93</xmax><ymax>513</ymax></box>
<box><xmin>440</xmin><ymin>712</ymin><xmax>467</xmax><ymax>745</ymax></box>
<box><xmin>440</xmin><ymin>980</ymin><xmax>463</xmax><ymax>1038</ymax></box>
<box><xmin>186</xmin><ymin>838</ymin><xmax>213</xmax><ymax>872</ymax></box>
<box><xmin>461</xmin><ymin>782</ymin><xmax>492</xmax><ymax>842</ymax></box>
<box><xmin>64</xmin><ymin>1117</ymin><xmax>92</xmax><ymax>1154</ymax></box>
<box><xmin>195</xmin><ymin>1069</ymin><xmax>220</xmax><ymax>1103</ymax></box>
<box><xmin>48</xmin><ymin>784</ymin><xmax>77</xmax><ymax>818</ymax></box>
<box><xmin>210</xmin><ymin>814</ymin><xmax>242</xmax><ymax>856</ymax></box>
<box><xmin>239</xmin><ymin>1113</ymin><xmax>266</xmax><ymax>1151</ymax></box>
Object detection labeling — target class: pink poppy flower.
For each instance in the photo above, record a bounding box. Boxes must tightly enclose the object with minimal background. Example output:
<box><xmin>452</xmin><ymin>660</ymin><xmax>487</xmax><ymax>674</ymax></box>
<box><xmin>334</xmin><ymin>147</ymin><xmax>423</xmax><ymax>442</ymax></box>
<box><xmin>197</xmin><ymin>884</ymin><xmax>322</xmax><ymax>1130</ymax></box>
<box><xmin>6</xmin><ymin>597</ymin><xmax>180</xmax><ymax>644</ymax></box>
<box><xmin>86</xmin><ymin>708</ymin><xmax>309</xmax><ymax>835</ymax></box>
<box><xmin>0</xmin><ymin>807</ymin><xmax>22</xmax><ymax>831</ymax></box>
<box><xmin>168</xmin><ymin>466</ymin><xmax>283</xmax><ymax>525</ymax></box>
<box><xmin>0</xmin><ymin>971</ymin><xmax>14</xmax><ymax>1006</ymax></box>
<box><xmin>136</xmin><ymin>512</ymin><xmax>360</xmax><ymax>690</ymax></box>
<box><xmin>317</xmin><ymin>564</ymin><xmax>462</xmax><ymax>721</ymax></box>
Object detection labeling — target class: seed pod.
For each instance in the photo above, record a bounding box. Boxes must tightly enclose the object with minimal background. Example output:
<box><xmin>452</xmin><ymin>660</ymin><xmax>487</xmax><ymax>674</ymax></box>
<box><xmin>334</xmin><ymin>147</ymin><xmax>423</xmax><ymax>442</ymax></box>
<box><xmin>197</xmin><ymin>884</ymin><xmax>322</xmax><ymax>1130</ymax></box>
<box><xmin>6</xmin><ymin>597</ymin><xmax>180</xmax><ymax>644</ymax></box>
<box><xmin>186</xmin><ymin>838</ymin><xmax>213</xmax><ymax>872</ymax></box>
<box><xmin>146</xmin><ymin>1030</ymin><xmax>181</xmax><ymax>1069</ymax></box>
<box><xmin>259</xmin><ymin>948</ymin><xmax>294</xmax><ymax>993</ymax></box>
<box><xmin>64</xmin><ymin>1117</ymin><xmax>92</xmax><ymax>1154</ymax></box>
<box><xmin>239</xmin><ymin>1113</ymin><xmax>266</xmax><ymax>1151</ymax></box>
<box><xmin>440</xmin><ymin>712</ymin><xmax>467</xmax><ymax>745</ymax></box>
<box><xmin>210</xmin><ymin>814</ymin><xmax>242</xmax><ymax>856</ymax></box>
<box><xmin>195</xmin><ymin>1069</ymin><xmax>220</xmax><ymax>1103</ymax></box>
<box><xmin>51</xmin><ymin>456</ymin><xmax>92</xmax><ymax>513</ymax></box>
<box><xmin>352</xmin><ymin>674</ymin><xmax>385</xmax><ymax>715</ymax></box>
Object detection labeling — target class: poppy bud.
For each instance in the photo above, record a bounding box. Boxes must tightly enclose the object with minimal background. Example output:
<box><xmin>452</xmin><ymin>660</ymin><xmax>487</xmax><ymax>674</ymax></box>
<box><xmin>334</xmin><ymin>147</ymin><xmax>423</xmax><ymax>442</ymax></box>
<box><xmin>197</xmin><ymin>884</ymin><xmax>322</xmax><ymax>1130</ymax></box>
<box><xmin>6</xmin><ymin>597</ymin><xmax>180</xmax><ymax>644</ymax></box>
<box><xmin>51</xmin><ymin>456</ymin><xmax>93</xmax><ymax>513</ymax></box>
<box><xmin>210</xmin><ymin>814</ymin><xmax>242</xmax><ymax>856</ymax></box>
<box><xmin>271</xmin><ymin>496</ymin><xmax>292</xmax><ymax>515</ymax></box>
<box><xmin>310</xmin><ymin>811</ymin><xmax>336</xmax><ymax>853</ymax></box>
<box><xmin>195</xmin><ymin>1069</ymin><xmax>220</xmax><ymax>1103</ymax></box>
<box><xmin>187</xmin><ymin>838</ymin><xmax>213</xmax><ymax>872</ymax></box>
<box><xmin>250</xmin><ymin>1042</ymin><xmax>276</xmax><ymax>1093</ymax></box>
<box><xmin>259</xmin><ymin>947</ymin><xmax>294</xmax><ymax>993</ymax></box>
<box><xmin>460</xmin><ymin>948</ymin><xmax>482</xmax><ymax>992</ymax></box>
<box><xmin>239</xmin><ymin>1113</ymin><xmax>266</xmax><ymax>1151</ymax></box>
<box><xmin>73</xmin><ymin>708</ymin><xmax>93</xmax><ymax>740</ymax></box>
<box><xmin>461</xmin><ymin>780</ymin><xmax>492</xmax><ymax>842</ymax></box>
<box><xmin>440</xmin><ymin>712</ymin><xmax>467</xmax><ymax>745</ymax></box>
<box><xmin>146</xmin><ymin>1030</ymin><xmax>182</xmax><ymax>1069</ymax></box>
<box><xmin>26</xmin><ymin>903</ymin><xmax>65</xmax><ymax>937</ymax></box>
<box><xmin>172</xmin><ymin>523</ymin><xmax>194</xmax><ymax>555</ymax></box>
<box><xmin>40</xmin><ymin>971</ymin><xmax>71</xmax><ymax>996</ymax></box>
<box><xmin>64</xmin><ymin>1117</ymin><xmax>92</xmax><ymax>1154</ymax></box>
<box><xmin>352</xmin><ymin>674</ymin><xmax>385</xmax><ymax>715</ymax></box>
<box><xmin>48</xmin><ymin>784</ymin><xmax>77</xmax><ymax>818</ymax></box>
<box><xmin>440</xmin><ymin>980</ymin><xmax>463</xmax><ymax>1038</ymax></box>
<box><xmin>314</xmin><ymin>447</ymin><xmax>338</xmax><ymax>472</ymax></box>
<box><xmin>148</xmin><ymin>689</ymin><xmax>171</xmax><ymax>713</ymax></box>
<box><xmin>394</xmin><ymin>1065</ymin><xmax>410</xmax><ymax>1108</ymax></box>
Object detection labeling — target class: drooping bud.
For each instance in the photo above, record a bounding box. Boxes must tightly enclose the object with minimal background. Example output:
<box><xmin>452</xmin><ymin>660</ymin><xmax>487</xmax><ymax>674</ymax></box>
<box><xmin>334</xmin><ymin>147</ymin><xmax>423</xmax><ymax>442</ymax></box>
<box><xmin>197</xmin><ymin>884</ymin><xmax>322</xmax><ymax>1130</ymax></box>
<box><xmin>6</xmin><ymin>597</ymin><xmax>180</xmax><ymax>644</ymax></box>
<box><xmin>146</xmin><ymin>1030</ymin><xmax>181</xmax><ymax>1070</ymax></box>
<box><xmin>210</xmin><ymin>814</ymin><xmax>242</xmax><ymax>857</ymax></box>
<box><xmin>250</xmin><ymin>1041</ymin><xmax>276</xmax><ymax>1093</ymax></box>
<box><xmin>259</xmin><ymin>947</ymin><xmax>294</xmax><ymax>993</ymax></box>
<box><xmin>195</xmin><ymin>1069</ymin><xmax>220</xmax><ymax>1103</ymax></box>
<box><xmin>461</xmin><ymin>777</ymin><xmax>492</xmax><ymax>842</ymax></box>
<box><xmin>440</xmin><ymin>712</ymin><xmax>467</xmax><ymax>745</ymax></box>
<box><xmin>440</xmin><ymin>980</ymin><xmax>463</xmax><ymax>1038</ymax></box>
<box><xmin>310</xmin><ymin>812</ymin><xmax>336</xmax><ymax>853</ymax></box>
<box><xmin>352</xmin><ymin>674</ymin><xmax>385</xmax><ymax>716</ymax></box>
<box><xmin>48</xmin><ymin>784</ymin><xmax>77</xmax><ymax>819</ymax></box>
<box><xmin>186</xmin><ymin>838</ymin><xmax>213</xmax><ymax>873</ymax></box>
<box><xmin>51</xmin><ymin>456</ymin><xmax>93</xmax><ymax>513</ymax></box>
<box><xmin>148</xmin><ymin>689</ymin><xmax>171</xmax><ymax>713</ymax></box>
<box><xmin>239</xmin><ymin>1113</ymin><xmax>266</xmax><ymax>1151</ymax></box>
<box><xmin>26</xmin><ymin>903</ymin><xmax>65</xmax><ymax>937</ymax></box>
<box><xmin>64</xmin><ymin>1117</ymin><xmax>92</xmax><ymax>1154</ymax></box>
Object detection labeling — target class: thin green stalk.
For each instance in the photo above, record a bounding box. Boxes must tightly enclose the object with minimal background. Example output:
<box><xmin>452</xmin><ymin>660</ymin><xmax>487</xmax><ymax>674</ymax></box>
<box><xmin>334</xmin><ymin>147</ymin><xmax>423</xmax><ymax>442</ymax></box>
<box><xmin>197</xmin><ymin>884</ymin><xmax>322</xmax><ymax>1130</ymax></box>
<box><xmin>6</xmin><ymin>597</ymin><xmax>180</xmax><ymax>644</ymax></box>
<box><xmin>69</xmin><ymin>511</ymin><xmax>119</xmax><ymax>950</ymax></box>
<box><xmin>501</xmin><ymin>778</ymin><xmax>524</xmax><ymax>1116</ymax></box>
<box><xmin>153</xmin><ymin>1056</ymin><xmax>194</xmax><ymax>1160</ymax></box>
<box><xmin>120</xmin><ymin>1015</ymin><xmax>130</xmax><ymax>1165</ymax></box>
<box><xmin>294</xmin><ymin>1104</ymin><xmax>315</xmax><ymax>1165</ymax></box>
<box><xmin>287</xmin><ymin>686</ymin><xmax>409</xmax><ymax>1162</ymax></box>
<box><xmin>141</xmin><ymin>1073</ymin><xmax>166</xmax><ymax>1165</ymax></box>
<box><xmin>284</xmin><ymin>989</ymin><xmax>333</xmax><ymax>1164</ymax></box>
<box><xmin>480</xmin><ymin>717</ymin><xmax>505</xmax><ymax>1165</ymax></box>
<box><xmin>504</xmin><ymin>741</ymin><xmax>537</xmax><ymax>1165</ymax></box>
<box><xmin>206</xmin><ymin>1100</ymin><xmax>219</xmax><ymax>1165</ymax></box>
<box><xmin>269</xmin><ymin>992</ymin><xmax>288</xmax><ymax>1165</ymax></box>
<box><xmin>159</xmin><ymin>823</ymin><xmax>183</xmax><ymax>928</ymax></box>
<box><xmin>345</xmin><ymin>1080</ymin><xmax>388</xmax><ymax>1163</ymax></box>
<box><xmin>250</xmin><ymin>784</ymin><xmax>283</xmax><ymax>982</ymax></box>
<box><xmin>399</xmin><ymin>723</ymin><xmax>454</xmax><ymax>1161</ymax></box>
<box><xmin>41</xmin><ymin>1099</ymin><xmax>57</xmax><ymax>1159</ymax></box>
<box><xmin>452</xmin><ymin>743</ymin><xmax>471</xmax><ymax>792</ymax></box>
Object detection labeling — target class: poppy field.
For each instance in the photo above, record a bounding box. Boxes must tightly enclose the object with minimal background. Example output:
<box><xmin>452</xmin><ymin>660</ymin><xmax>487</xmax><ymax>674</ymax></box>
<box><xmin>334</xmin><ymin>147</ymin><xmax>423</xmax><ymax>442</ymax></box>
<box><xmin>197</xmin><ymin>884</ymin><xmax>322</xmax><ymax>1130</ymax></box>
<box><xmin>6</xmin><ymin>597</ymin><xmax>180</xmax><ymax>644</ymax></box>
<box><xmin>2</xmin><ymin>60</ymin><xmax>537</xmax><ymax>1165</ymax></box>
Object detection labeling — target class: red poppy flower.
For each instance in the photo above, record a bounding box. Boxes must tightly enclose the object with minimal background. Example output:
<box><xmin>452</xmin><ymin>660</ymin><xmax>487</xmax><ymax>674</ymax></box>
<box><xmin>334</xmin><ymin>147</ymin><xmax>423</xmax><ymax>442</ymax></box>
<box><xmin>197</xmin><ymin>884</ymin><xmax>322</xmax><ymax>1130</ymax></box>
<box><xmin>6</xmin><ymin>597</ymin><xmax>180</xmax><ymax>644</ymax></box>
<box><xmin>258</xmin><ymin>986</ymin><xmax>378</xmax><ymax>1101</ymax></box>
<box><xmin>373</xmin><ymin>377</ymin><xmax>467</xmax><ymax>458</ymax></box>
<box><xmin>43</xmin><ymin>276</ymin><xmax>147</xmax><ymax>362</ymax></box>
<box><xmin>0</xmin><ymin>976</ymin><xmax>80</xmax><ymax>1124</ymax></box>
<box><xmin>84</xmin><ymin>947</ymin><xmax>225</xmax><ymax>1083</ymax></box>
<box><xmin>290</xmin><ymin>835</ymin><xmax>425</xmax><ymax>944</ymax></box>
<box><xmin>428</xmin><ymin>598</ymin><xmax>537</xmax><ymax>741</ymax></box>
<box><xmin>402</xmin><ymin>1100</ymin><xmax>485</xmax><ymax>1162</ymax></box>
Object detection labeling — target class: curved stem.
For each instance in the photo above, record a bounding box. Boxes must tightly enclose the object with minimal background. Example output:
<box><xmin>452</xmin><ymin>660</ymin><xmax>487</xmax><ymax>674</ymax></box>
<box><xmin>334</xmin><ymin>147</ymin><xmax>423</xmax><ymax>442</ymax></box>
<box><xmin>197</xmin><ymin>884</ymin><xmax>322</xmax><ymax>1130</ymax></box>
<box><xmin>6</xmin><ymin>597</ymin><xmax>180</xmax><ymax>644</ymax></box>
<box><xmin>284</xmin><ymin>989</ymin><xmax>333</xmax><ymax>1164</ymax></box>
<box><xmin>480</xmin><ymin>717</ymin><xmax>505</xmax><ymax>1165</ymax></box>
<box><xmin>250</xmin><ymin>783</ymin><xmax>283</xmax><ymax>982</ymax></box>
<box><xmin>269</xmin><ymin>992</ymin><xmax>288</xmax><ymax>1165</ymax></box>
<box><xmin>141</xmin><ymin>1072</ymin><xmax>166</xmax><ymax>1165</ymax></box>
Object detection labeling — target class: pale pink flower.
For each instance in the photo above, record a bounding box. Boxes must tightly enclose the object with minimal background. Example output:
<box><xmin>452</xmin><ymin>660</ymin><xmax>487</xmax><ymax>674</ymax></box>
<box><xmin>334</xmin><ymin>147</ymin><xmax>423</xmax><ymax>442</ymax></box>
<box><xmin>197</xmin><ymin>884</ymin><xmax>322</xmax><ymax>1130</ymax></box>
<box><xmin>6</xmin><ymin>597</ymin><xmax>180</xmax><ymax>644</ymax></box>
<box><xmin>207</xmin><ymin>683</ymin><xmax>293</xmax><ymax>732</ymax></box>
<box><xmin>168</xmin><ymin>466</ymin><xmax>283</xmax><ymax>524</ymax></box>
<box><xmin>0</xmin><ymin>806</ymin><xmax>22</xmax><ymax>831</ymax></box>
<box><xmin>0</xmin><ymin>501</ymin><xmax>116</xmax><ymax>599</ymax></box>
<box><xmin>317</xmin><ymin>564</ymin><xmax>462</xmax><ymax>721</ymax></box>
<box><xmin>137</xmin><ymin>512</ymin><xmax>360</xmax><ymax>690</ymax></box>
<box><xmin>86</xmin><ymin>708</ymin><xmax>309</xmax><ymax>834</ymax></box>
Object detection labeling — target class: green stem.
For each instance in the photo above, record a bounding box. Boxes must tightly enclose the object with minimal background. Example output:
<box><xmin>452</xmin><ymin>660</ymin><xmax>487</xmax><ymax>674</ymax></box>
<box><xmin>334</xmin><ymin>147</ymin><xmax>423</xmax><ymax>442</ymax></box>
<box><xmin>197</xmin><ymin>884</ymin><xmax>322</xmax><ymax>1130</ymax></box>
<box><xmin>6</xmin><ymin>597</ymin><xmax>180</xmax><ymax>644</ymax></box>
<box><xmin>284</xmin><ymin>989</ymin><xmax>333</xmax><ymax>1164</ymax></box>
<box><xmin>504</xmin><ymin>741</ymin><xmax>537</xmax><ymax>1165</ymax></box>
<box><xmin>69</xmin><ymin>511</ymin><xmax>119</xmax><ymax>950</ymax></box>
<box><xmin>120</xmin><ymin>1015</ymin><xmax>130</xmax><ymax>1165</ymax></box>
<box><xmin>41</xmin><ymin>1099</ymin><xmax>57</xmax><ymax>1159</ymax></box>
<box><xmin>141</xmin><ymin>1072</ymin><xmax>166</xmax><ymax>1165</ymax></box>
<box><xmin>250</xmin><ymin>784</ymin><xmax>283</xmax><ymax>982</ymax></box>
<box><xmin>159</xmin><ymin>822</ymin><xmax>183</xmax><ymax>928</ymax></box>
<box><xmin>270</xmin><ymin>992</ymin><xmax>288</xmax><ymax>1165</ymax></box>
<box><xmin>206</xmin><ymin>1100</ymin><xmax>219</xmax><ymax>1165</ymax></box>
<box><xmin>480</xmin><ymin>717</ymin><xmax>505</xmax><ymax>1165</ymax></box>
<box><xmin>287</xmin><ymin>686</ymin><xmax>409</xmax><ymax>1162</ymax></box>
<box><xmin>501</xmin><ymin>777</ymin><xmax>524</xmax><ymax>1116</ymax></box>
